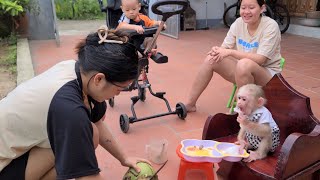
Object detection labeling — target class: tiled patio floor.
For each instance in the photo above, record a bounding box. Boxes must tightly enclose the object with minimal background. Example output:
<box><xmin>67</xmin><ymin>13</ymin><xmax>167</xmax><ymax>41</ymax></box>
<box><xmin>29</xmin><ymin>28</ymin><xmax>320</xmax><ymax>179</ymax></box>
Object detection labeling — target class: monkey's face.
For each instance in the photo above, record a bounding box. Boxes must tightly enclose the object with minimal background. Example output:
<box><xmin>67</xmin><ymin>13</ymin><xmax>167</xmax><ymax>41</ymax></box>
<box><xmin>236</xmin><ymin>92</ymin><xmax>257</xmax><ymax>116</ymax></box>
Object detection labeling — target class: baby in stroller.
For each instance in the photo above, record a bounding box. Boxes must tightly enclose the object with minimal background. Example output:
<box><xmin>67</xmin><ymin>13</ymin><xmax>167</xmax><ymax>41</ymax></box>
<box><xmin>117</xmin><ymin>0</ymin><xmax>167</xmax><ymax>62</ymax></box>
<box><xmin>117</xmin><ymin>0</ymin><xmax>166</xmax><ymax>34</ymax></box>
<box><xmin>98</xmin><ymin>0</ymin><xmax>167</xmax><ymax>63</ymax></box>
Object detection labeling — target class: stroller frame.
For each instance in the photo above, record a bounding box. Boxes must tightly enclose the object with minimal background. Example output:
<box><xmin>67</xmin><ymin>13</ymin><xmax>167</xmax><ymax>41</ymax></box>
<box><xmin>98</xmin><ymin>0</ymin><xmax>189</xmax><ymax>133</ymax></box>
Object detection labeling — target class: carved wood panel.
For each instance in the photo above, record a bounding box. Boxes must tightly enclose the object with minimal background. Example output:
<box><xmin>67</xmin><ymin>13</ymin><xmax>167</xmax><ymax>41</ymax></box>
<box><xmin>298</xmin><ymin>0</ymin><xmax>308</xmax><ymax>13</ymax></box>
<box><xmin>278</xmin><ymin>0</ymin><xmax>318</xmax><ymax>17</ymax></box>
<box><xmin>307</xmin><ymin>0</ymin><xmax>318</xmax><ymax>11</ymax></box>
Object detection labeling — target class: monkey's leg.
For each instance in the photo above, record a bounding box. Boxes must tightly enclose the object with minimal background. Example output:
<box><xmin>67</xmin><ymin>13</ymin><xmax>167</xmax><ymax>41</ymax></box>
<box><xmin>244</xmin><ymin>136</ymin><xmax>272</xmax><ymax>162</ymax></box>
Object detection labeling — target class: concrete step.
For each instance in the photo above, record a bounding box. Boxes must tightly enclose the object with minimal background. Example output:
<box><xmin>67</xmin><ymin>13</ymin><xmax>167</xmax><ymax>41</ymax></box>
<box><xmin>286</xmin><ymin>17</ymin><xmax>320</xmax><ymax>39</ymax></box>
<box><xmin>17</xmin><ymin>38</ymin><xmax>34</xmax><ymax>85</ymax></box>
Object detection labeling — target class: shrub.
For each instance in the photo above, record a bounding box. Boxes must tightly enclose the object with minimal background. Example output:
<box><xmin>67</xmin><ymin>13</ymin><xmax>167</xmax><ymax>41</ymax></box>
<box><xmin>0</xmin><ymin>0</ymin><xmax>38</xmax><ymax>38</ymax></box>
<box><xmin>55</xmin><ymin>0</ymin><xmax>106</xmax><ymax>20</ymax></box>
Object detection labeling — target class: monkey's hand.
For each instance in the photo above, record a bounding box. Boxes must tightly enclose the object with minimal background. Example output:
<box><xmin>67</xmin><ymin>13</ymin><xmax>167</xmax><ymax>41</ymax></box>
<box><xmin>235</xmin><ymin>139</ymin><xmax>248</xmax><ymax>154</ymax></box>
<box><xmin>243</xmin><ymin>150</ymin><xmax>263</xmax><ymax>162</ymax></box>
<box><xmin>237</xmin><ymin>112</ymin><xmax>249</xmax><ymax>126</ymax></box>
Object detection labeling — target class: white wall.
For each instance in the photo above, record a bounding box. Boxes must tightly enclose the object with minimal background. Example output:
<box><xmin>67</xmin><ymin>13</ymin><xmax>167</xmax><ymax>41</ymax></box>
<box><xmin>190</xmin><ymin>0</ymin><xmax>237</xmax><ymax>20</ymax></box>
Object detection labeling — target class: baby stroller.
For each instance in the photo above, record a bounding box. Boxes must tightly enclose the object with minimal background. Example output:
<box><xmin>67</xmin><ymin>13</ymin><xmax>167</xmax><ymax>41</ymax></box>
<box><xmin>98</xmin><ymin>0</ymin><xmax>189</xmax><ymax>133</ymax></box>
<box><xmin>98</xmin><ymin>0</ymin><xmax>149</xmax><ymax>29</ymax></box>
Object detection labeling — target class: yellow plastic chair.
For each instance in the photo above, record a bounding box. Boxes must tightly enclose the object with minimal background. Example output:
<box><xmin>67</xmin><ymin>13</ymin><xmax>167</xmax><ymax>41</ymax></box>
<box><xmin>227</xmin><ymin>57</ymin><xmax>286</xmax><ymax>113</ymax></box>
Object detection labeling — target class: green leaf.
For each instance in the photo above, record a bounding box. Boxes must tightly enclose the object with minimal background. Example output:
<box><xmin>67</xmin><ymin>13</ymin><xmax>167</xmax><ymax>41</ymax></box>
<box><xmin>6</xmin><ymin>6</ymin><xmax>12</xmax><ymax>11</ymax></box>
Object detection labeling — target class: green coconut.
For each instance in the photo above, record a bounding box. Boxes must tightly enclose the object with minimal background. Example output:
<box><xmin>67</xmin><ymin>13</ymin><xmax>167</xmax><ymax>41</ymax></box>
<box><xmin>123</xmin><ymin>162</ymin><xmax>158</xmax><ymax>180</ymax></box>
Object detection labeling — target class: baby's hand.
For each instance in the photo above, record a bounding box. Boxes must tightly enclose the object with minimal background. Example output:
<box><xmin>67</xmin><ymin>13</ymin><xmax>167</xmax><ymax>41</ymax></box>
<box><xmin>156</xmin><ymin>21</ymin><xmax>166</xmax><ymax>30</ymax></box>
<box><xmin>150</xmin><ymin>49</ymin><xmax>157</xmax><ymax>56</ymax></box>
<box><xmin>147</xmin><ymin>49</ymin><xmax>157</xmax><ymax>57</ymax></box>
<box><xmin>163</xmin><ymin>23</ymin><xmax>167</xmax><ymax>30</ymax></box>
<box><xmin>135</xmin><ymin>25</ymin><xmax>144</xmax><ymax>34</ymax></box>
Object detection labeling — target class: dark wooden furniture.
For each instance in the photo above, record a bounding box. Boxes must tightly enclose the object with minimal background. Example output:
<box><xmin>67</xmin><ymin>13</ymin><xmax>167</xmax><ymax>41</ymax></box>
<box><xmin>202</xmin><ymin>74</ymin><xmax>320</xmax><ymax>180</ymax></box>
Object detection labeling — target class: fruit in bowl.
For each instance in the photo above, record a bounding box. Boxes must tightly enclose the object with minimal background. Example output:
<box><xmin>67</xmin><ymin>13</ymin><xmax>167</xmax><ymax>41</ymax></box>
<box><xmin>185</xmin><ymin>145</ymin><xmax>213</xmax><ymax>156</ymax></box>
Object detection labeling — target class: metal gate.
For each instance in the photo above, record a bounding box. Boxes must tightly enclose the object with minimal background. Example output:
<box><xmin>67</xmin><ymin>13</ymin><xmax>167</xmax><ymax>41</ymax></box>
<box><xmin>148</xmin><ymin>0</ymin><xmax>180</xmax><ymax>39</ymax></box>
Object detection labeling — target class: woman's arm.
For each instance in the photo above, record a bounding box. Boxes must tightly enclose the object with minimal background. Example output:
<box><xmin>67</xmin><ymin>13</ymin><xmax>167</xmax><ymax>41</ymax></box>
<box><xmin>229</xmin><ymin>49</ymin><xmax>268</xmax><ymax>65</ymax></box>
<box><xmin>94</xmin><ymin>119</ymin><xmax>150</xmax><ymax>171</ymax></box>
<box><xmin>208</xmin><ymin>46</ymin><xmax>268</xmax><ymax>65</ymax></box>
<box><xmin>94</xmin><ymin>119</ymin><xmax>127</xmax><ymax>164</ymax></box>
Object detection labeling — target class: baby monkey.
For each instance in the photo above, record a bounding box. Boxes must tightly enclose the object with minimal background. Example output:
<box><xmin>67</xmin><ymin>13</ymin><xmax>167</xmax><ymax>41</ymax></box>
<box><xmin>234</xmin><ymin>84</ymin><xmax>280</xmax><ymax>162</ymax></box>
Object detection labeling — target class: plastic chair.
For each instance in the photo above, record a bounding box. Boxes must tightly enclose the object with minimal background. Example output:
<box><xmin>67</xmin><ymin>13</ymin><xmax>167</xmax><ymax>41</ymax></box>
<box><xmin>226</xmin><ymin>57</ymin><xmax>286</xmax><ymax>113</ymax></box>
<box><xmin>176</xmin><ymin>144</ymin><xmax>215</xmax><ymax>180</ymax></box>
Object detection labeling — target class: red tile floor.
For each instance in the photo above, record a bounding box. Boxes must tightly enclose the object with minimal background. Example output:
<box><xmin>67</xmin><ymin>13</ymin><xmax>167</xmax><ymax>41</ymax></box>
<box><xmin>29</xmin><ymin>28</ymin><xmax>320</xmax><ymax>179</ymax></box>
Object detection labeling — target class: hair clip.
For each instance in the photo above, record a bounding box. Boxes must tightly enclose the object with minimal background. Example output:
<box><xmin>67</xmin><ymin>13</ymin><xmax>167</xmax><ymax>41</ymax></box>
<box><xmin>97</xmin><ymin>25</ymin><xmax>123</xmax><ymax>44</ymax></box>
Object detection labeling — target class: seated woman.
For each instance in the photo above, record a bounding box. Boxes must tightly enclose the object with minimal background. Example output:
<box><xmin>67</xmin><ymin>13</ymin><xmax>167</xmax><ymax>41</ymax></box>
<box><xmin>185</xmin><ymin>0</ymin><xmax>282</xmax><ymax>112</ymax></box>
<box><xmin>0</xmin><ymin>27</ymin><xmax>149</xmax><ymax>180</ymax></box>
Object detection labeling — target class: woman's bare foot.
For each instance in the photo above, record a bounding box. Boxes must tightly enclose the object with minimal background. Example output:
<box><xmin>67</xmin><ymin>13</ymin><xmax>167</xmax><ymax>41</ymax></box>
<box><xmin>185</xmin><ymin>103</ymin><xmax>197</xmax><ymax>112</ymax></box>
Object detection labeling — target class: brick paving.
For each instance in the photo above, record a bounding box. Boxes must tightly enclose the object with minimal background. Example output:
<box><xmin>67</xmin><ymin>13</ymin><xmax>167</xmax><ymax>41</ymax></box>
<box><xmin>29</xmin><ymin>27</ymin><xmax>320</xmax><ymax>180</ymax></box>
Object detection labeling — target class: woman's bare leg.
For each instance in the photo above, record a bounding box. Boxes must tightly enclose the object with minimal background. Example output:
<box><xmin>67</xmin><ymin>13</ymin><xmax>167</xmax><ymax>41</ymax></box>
<box><xmin>25</xmin><ymin>147</ymin><xmax>55</xmax><ymax>180</ymax></box>
<box><xmin>185</xmin><ymin>56</ymin><xmax>237</xmax><ymax>112</ymax></box>
<box><xmin>235</xmin><ymin>58</ymin><xmax>273</xmax><ymax>87</ymax></box>
<box><xmin>185</xmin><ymin>58</ymin><xmax>215</xmax><ymax>112</ymax></box>
<box><xmin>25</xmin><ymin>123</ymin><xmax>99</xmax><ymax>180</ymax></box>
<box><xmin>41</xmin><ymin>168</ymin><xmax>56</xmax><ymax>180</ymax></box>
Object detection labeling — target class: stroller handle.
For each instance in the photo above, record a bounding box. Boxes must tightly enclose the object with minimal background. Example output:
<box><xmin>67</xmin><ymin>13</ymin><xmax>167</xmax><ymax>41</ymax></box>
<box><xmin>152</xmin><ymin>0</ymin><xmax>189</xmax><ymax>22</ymax></box>
<box><xmin>121</xmin><ymin>26</ymin><xmax>158</xmax><ymax>38</ymax></box>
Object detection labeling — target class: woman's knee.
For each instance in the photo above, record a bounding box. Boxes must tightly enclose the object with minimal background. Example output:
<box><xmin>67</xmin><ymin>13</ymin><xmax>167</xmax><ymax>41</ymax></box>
<box><xmin>202</xmin><ymin>55</ymin><xmax>220</xmax><ymax>71</ymax></box>
<box><xmin>203</xmin><ymin>55</ymin><xmax>213</xmax><ymax>67</ymax></box>
<box><xmin>236</xmin><ymin>58</ymin><xmax>257</xmax><ymax>75</ymax></box>
<box><xmin>91</xmin><ymin>123</ymin><xmax>99</xmax><ymax>149</ymax></box>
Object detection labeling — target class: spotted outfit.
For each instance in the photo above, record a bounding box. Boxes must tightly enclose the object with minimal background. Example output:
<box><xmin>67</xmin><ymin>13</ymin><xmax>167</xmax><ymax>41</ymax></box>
<box><xmin>244</xmin><ymin>106</ymin><xmax>280</xmax><ymax>152</ymax></box>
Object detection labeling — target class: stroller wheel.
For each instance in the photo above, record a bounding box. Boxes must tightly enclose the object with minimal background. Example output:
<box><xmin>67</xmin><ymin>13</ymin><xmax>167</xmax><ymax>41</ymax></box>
<box><xmin>120</xmin><ymin>114</ymin><xmax>130</xmax><ymax>133</ymax></box>
<box><xmin>138</xmin><ymin>88</ymin><xmax>146</xmax><ymax>102</ymax></box>
<box><xmin>176</xmin><ymin>102</ymin><xmax>187</xmax><ymax>120</ymax></box>
<box><xmin>109</xmin><ymin>97</ymin><xmax>115</xmax><ymax>107</ymax></box>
